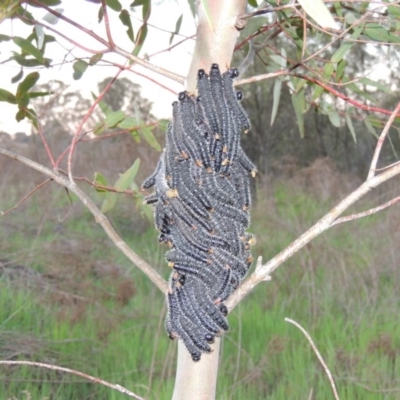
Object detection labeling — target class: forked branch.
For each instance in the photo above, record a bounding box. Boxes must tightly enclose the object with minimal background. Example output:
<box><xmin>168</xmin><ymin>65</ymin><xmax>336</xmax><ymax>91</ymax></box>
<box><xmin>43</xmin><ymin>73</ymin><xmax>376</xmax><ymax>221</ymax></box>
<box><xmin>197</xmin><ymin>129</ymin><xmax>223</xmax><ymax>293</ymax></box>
<box><xmin>227</xmin><ymin>104</ymin><xmax>400</xmax><ymax>311</ymax></box>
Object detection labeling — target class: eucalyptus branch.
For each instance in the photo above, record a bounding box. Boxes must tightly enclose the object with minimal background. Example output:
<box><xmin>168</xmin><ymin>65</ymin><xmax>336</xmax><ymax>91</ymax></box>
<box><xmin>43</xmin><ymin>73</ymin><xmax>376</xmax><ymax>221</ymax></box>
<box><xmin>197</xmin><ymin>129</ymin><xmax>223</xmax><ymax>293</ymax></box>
<box><xmin>0</xmin><ymin>360</ymin><xmax>145</xmax><ymax>400</ymax></box>
<box><xmin>0</xmin><ymin>147</ymin><xmax>169</xmax><ymax>294</ymax></box>
<box><xmin>26</xmin><ymin>0</ymin><xmax>184</xmax><ymax>84</ymax></box>
<box><xmin>226</xmin><ymin>160</ymin><xmax>400</xmax><ymax>311</ymax></box>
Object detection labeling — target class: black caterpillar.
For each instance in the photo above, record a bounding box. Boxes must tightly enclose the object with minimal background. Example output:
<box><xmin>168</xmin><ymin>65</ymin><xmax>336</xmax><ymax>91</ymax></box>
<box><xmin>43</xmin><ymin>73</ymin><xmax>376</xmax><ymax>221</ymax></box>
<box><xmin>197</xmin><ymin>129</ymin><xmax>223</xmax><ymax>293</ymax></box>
<box><xmin>142</xmin><ymin>64</ymin><xmax>257</xmax><ymax>361</ymax></box>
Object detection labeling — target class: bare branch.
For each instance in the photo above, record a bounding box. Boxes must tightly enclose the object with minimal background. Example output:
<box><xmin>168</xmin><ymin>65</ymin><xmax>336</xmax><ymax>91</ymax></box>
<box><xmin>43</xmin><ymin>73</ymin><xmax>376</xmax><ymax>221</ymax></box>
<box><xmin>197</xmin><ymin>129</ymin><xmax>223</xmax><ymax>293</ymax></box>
<box><xmin>0</xmin><ymin>179</ymin><xmax>52</xmax><ymax>217</ymax></box>
<box><xmin>226</xmin><ymin>161</ymin><xmax>400</xmax><ymax>311</ymax></box>
<box><xmin>0</xmin><ymin>147</ymin><xmax>169</xmax><ymax>294</ymax></box>
<box><xmin>0</xmin><ymin>360</ymin><xmax>145</xmax><ymax>400</ymax></box>
<box><xmin>332</xmin><ymin>195</ymin><xmax>400</xmax><ymax>226</ymax></box>
<box><xmin>368</xmin><ymin>102</ymin><xmax>400</xmax><ymax>180</ymax></box>
<box><xmin>285</xmin><ymin>318</ymin><xmax>340</xmax><ymax>400</ymax></box>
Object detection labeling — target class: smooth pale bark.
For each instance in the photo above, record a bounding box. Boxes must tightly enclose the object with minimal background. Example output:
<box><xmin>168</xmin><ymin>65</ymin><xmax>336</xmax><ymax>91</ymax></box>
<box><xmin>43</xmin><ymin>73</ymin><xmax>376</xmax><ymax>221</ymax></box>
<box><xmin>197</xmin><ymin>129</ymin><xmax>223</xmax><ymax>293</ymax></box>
<box><xmin>172</xmin><ymin>339</ymin><xmax>221</xmax><ymax>400</ymax></box>
<box><xmin>172</xmin><ymin>1</ymin><xmax>246</xmax><ymax>399</ymax></box>
<box><xmin>186</xmin><ymin>0</ymin><xmax>247</xmax><ymax>92</ymax></box>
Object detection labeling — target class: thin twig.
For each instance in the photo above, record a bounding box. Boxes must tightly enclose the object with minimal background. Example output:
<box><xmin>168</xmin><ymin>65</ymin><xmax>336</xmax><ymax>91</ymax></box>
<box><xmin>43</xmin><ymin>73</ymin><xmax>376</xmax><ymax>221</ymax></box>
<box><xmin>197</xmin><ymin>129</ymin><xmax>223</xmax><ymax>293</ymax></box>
<box><xmin>67</xmin><ymin>69</ymin><xmax>123</xmax><ymax>179</ymax></box>
<box><xmin>0</xmin><ymin>360</ymin><xmax>145</xmax><ymax>399</ymax></box>
<box><xmin>332</xmin><ymin>195</ymin><xmax>400</xmax><ymax>226</ymax></box>
<box><xmin>101</xmin><ymin>0</ymin><xmax>116</xmax><ymax>49</ymax></box>
<box><xmin>0</xmin><ymin>147</ymin><xmax>169</xmax><ymax>294</ymax></box>
<box><xmin>285</xmin><ymin>318</ymin><xmax>340</xmax><ymax>400</ymax></box>
<box><xmin>367</xmin><ymin>102</ymin><xmax>400</xmax><ymax>180</ymax></box>
<box><xmin>0</xmin><ymin>179</ymin><xmax>52</xmax><ymax>217</ymax></box>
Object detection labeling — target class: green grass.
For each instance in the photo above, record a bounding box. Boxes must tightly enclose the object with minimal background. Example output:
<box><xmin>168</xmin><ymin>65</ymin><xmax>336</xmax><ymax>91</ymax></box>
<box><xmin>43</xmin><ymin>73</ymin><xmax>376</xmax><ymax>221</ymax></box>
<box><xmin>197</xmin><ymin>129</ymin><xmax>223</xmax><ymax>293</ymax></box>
<box><xmin>1</xmin><ymin>178</ymin><xmax>400</xmax><ymax>399</ymax></box>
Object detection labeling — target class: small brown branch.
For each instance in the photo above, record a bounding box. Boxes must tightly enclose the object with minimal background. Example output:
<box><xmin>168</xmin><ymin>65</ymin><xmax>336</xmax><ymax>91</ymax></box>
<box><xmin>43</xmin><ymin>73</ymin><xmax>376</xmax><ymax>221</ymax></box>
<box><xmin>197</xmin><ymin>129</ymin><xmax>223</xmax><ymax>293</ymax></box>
<box><xmin>0</xmin><ymin>147</ymin><xmax>169</xmax><ymax>294</ymax></box>
<box><xmin>285</xmin><ymin>318</ymin><xmax>340</xmax><ymax>400</ymax></box>
<box><xmin>368</xmin><ymin>102</ymin><xmax>400</xmax><ymax>180</ymax></box>
<box><xmin>73</xmin><ymin>176</ymin><xmax>137</xmax><ymax>195</ymax></box>
<box><xmin>234</xmin><ymin>67</ymin><xmax>298</xmax><ymax>86</ymax></box>
<box><xmin>332</xmin><ymin>195</ymin><xmax>400</xmax><ymax>226</ymax></box>
<box><xmin>0</xmin><ymin>179</ymin><xmax>52</xmax><ymax>217</ymax></box>
<box><xmin>291</xmin><ymin>74</ymin><xmax>400</xmax><ymax>118</ymax></box>
<box><xmin>101</xmin><ymin>0</ymin><xmax>116</xmax><ymax>49</ymax></box>
<box><xmin>0</xmin><ymin>360</ymin><xmax>145</xmax><ymax>400</ymax></box>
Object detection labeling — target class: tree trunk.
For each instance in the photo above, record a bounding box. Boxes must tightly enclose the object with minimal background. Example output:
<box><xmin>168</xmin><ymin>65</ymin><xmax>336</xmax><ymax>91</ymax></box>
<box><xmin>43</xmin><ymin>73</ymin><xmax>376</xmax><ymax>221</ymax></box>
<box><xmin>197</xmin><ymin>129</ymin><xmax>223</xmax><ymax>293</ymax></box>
<box><xmin>171</xmin><ymin>1</ymin><xmax>246</xmax><ymax>399</ymax></box>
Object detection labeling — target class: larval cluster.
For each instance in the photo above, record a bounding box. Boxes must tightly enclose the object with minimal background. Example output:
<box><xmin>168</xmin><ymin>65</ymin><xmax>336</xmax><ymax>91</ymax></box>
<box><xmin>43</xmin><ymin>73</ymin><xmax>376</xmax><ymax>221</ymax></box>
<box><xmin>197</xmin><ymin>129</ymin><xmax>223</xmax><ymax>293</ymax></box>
<box><xmin>142</xmin><ymin>64</ymin><xmax>256</xmax><ymax>361</ymax></box>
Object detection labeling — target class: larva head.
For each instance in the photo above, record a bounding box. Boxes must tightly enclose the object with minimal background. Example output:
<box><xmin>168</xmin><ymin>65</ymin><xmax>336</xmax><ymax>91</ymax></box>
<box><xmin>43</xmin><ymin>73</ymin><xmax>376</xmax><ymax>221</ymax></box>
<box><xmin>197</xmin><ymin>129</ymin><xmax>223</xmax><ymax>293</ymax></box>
<box><xmin>197</xmin><ymin>69</ymin><xmax>207</xmax><ymax>79</ymax></box>
<box><xmin>178</xmin><ymin>91</ymin><xmax>187</xmax><ymax>102</ymax></box>
<box><xmin>229</xmin><ymin>68</ymin><xmax>239</xmax><ymax>79</ymax></box>
<box><xmin>191</xmin><ymin>352</ymin><xmax>201</xmax><ymax>362</ymax></box>
<box><xmin>219</xmin><ymin>304</ymin><xmax>228</xmax><ymax>317</ymax></box>
<box><xmin>205</xmin><ymin>333</ymin><xmax>215</xmax><ymax>344</ymax></box>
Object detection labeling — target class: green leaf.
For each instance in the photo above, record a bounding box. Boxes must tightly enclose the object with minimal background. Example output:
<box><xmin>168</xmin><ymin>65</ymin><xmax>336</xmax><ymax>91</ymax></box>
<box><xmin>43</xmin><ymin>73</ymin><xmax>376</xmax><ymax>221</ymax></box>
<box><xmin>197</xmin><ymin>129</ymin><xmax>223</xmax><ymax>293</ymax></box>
<box><xmin>106</xmin><ymin>0</ymin><xmax>122</xmax><ymax>11</ymax></box>
<box><xmin>93</xmin><ymin>121</ymin><xmax>106</xmax><ymax>135</ymax></box>
<box><xmin>270</xmin><ymin>79</ymin><xmax>282</xmax><ymax>126</ymax></box>
<box><xmin>42</xmin><ymin>8</ymin><xmax>64</xmax><ymax>24</ymax></box>
<box><xmin>89</xmin><ymin>54</ymin><xmax>102</xmax><ymax>66</ymax></box>
<box><xmin>169</xmin><ymin>14</ymin><xmax>183</xmax><ymax>45</ymax></box>
<box><xmin>388</xmin><ymin>5</ymin><xmax>400</xmax><ymax>19</ymax></box>
<box><xmin>345</xmin><ymin>113</ymin><xmax>356</xmax><ymax>143</ymax></box>
<box><xmin>328</xmin><ymin>110</ymin><xmax>341</xmax><ymax>127</ymax></box>
<box><xmin>105</xmin><ymin>110</ymin><xmax>125</xmax><ymax>128</ymax></box>
<box><xmin>28</xmin><ymin>91</ymin><xmax>52</xmax><ymax>98</ymax></box>
<box><xmin>101</xmin><ymin>193</ymin><xmax>117</xmax><ymax>213</ymax></box>
<box><xmin>118</xmin><ymin>117</ymin><xmax>138</xmax><ymax>130</ymax></box>
<box><xmin>0</xmin><ymin>34</ymin><xmax>11</xmax><ymax>42</ymax></box>
<box><xmin>11</xmin><ymin>69</ymin><xmax>24</xmax><ymax>84</ymax></box>
<box><xmin>359</xmin><ymin>77</ymin><xmax>392</xmax><ymax>94</ymax></box>
<box><xmin>12</xmin><ymin>53</ymin><xmax>48</xmax><ymax>67</ymax></box>
<box><xmin>331</xmin><ymin>24</ymin><xmax>363</xmax><ymax>62</ymax></box>
<box><xmin>17</xmin><ymin>72</ymin><xmax>39</xmax><ymax>94</ymax></box>
<box><xmin>119</xmin><ymin>9</ymin><xmax>134</xmax><ymax>42</ymax></box>
<box><xmin>333</xmin><ymin>2</ymin><xmax>342</xmax><ymax>19</ymax></box>
<box><xmin>13</xmin><ymin>36</ymin><xmax>44</xmax><ymax>63</ymax></box>
<box><xmin>297</xmin><ymin>0</ymin><xmax>337</xmax><ymax>29</ymax></box>
<box><xmin>93</xmin><ymin>172</ymin><xmax>108</xmax><ymax>193</ymax></box>
<box><xmin>248</xmin><ymin>0</ymin><xmax>258</xmax><ymax>7</ymax></box>
<box><xmin>133</xmin><ymin>24</ymin><xmax>148</xmax><ymax>56</ymax></box>
<box><xmin>73</xmin><ymin>60</ymin><xmax>88</xmax><ymax>80</ymax></box>
<box><xmin>15</xmin><ymin>109</ymin><xmax>26</xmax><ymax>122</ymax></box>
<box><xmin>344</xmin><ymin>12</ymin><xmax>356</xmax><ymax>25</ymax></box>
<box><xmin>116</xmin><ymin>159</ymin><xmax>141</xmax><ymax>191</ymax></box>
<box><xmin>240</xmin><ymin>16</ymin><xmax>266</xmax><ymax>40</ymax></box>
<box><xmin>186</xmin><ymin>0</ymin><xmax>195</xmax><ymax>18</ymax></box>
<box><xmin>291</xmin><ymin>88</ymin><xmax>305</xmax><ymax>138</ymax></box>
<box><xmin>364</xmin><ymin>119</ymin><xmax>377</xmax><ymax>137</ymax></box>
<box><xmin>92</xmin><ymin>92</ymin><xmax>113</xmax><ymax>116</ymax></box>
<box><xmin>0</xmin><ymin>88</ymin><xmax>17</xmax><ymax>104</ymax></box>
<box><xmin>345</xmin><ymin>81</ymin><xmax>376</xmax><ymax>103</ymax></box>
<box><xmin>28</xmin><ymin>0</ymin><xmax>62</xmax><ymax>6</ymax></box>
<box><xmin>364</xmin><ymin>23</ymin><xmax>400</xmax><ymax>43</ymax></box>
<box><xmin>16</xmin><ymin>91</ymin><xmax>30</xmax><ymax>108</ymax></box>
<box><xmin>140</xmin><ymin>126</ymin><xmax>161</xmax><ymax>151</ymax></box>
<box><xmin>312</xmin><ymin>84</ymin><xmax>324</xmax><ymax>101</ymax></box>
<box><xmin>336</xmin><ymin>59</ymin><xmax>346</xmax><ymax>82</ymax></box>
